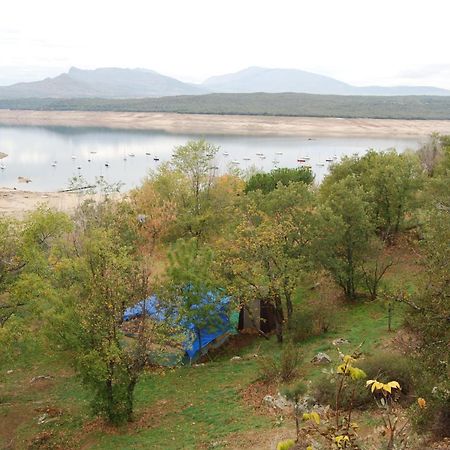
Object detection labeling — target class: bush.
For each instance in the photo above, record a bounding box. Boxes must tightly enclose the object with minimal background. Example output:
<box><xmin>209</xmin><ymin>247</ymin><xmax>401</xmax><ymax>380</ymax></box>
<box><xmin>312</xmin><ymin>353</ymin><xmax>418</xmax><ymax>410</ymax></box>
<box><xmin>312</xmin><ymin>373</ymin><xmax>370</xmax><ymax>409</ymax></box>
<box><xmin>411</xmin><ymin>371</ymin><xmax>450</xmax><ymax>438</ymax></box>
<box><xmin>359</xmin><ymin>353</ymin><xmax>417</xmax><ymax>400</ymax></box>
<box><xmin>289</xmin><ymin>298</ymin><xmax>337</xmax><ymax>343</ymax></box>
<box><xmin>258</xmin><ymin>341</ymin><xmax>302</xmax><ymax>383</ymax></box>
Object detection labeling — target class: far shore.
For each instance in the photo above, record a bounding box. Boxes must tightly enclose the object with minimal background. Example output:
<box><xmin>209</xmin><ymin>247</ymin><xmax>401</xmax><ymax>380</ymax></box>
<box><xmin>1</xmin><ymin>110</ymin><xmax>450</xmax><ymax>137</ymax></box>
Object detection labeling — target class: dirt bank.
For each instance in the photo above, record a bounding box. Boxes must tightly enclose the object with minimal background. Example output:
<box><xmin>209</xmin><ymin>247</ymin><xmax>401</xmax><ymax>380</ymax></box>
<box><xmin>0</xmin><ymin>188</ymin><xmax>108</xmax><ymax>218</ymax></box>
<box><xmin>1</xmin><ymin>110</ymin><xmax>450</xmax><ymax>137</ymax></box>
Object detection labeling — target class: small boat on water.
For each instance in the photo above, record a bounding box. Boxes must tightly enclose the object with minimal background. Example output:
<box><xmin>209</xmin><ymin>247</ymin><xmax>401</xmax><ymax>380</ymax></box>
<box><xmin>51</xmin><ymin>162</ymin><xmax>57</xmax><ymax>167</ymax></box>
<box><xmin>77</xmin><ymin>166</ymin><xmax>82</xmax><ymax>170</ymax></box>
<box><xmin>297</xmin><ymin>159</ymin><xmax>306</xmax><ymax>163</ymax></box>
<box><xmin>105</xmin><ymin>162</ymin><xmax>110</xmax><ymax>167</ymax></box>
<box><xmin>243</xmin><ymin>157</ymin><xmax>251</xmax><ymax>161</ymax></box>
<box><xmin>325</xmin><ymin>158</ymin><xmax>333</xmax><ymax>162</ymax></box>
<box><xmin>223</xmin><ymin>152</ymin><xmax>229</xmax><ymax>156</ymax></box>
<box><xmin>316</xmin><ymin>163</ymin><xmax>325</xmax><ymax>167</ymax></box>
<box><xmin>272</xmin><ymin>159</ymin><xmax>280</xmax><ymax>164</ymax></box>
<box><xmin>0</xmin><ymin>164</ymin><xmax>5</xmax><ymax>170</ymax></box>
<box><xmin>71</xmin><ymin>155</ymin><xmax>76</xmax><ymax>160</ymax></box>
<box><xmin>275</xmin><ymin>151</ymin><xmax>283</xmax><ymax>155</ymax></box>
<box><xmin>259</xmin><ymin>155</ymin><xmax>266</xmax><ymax>159</ymax></box>
<box><xmin>129</xmin><ymin>153</ymin><xmax>135</xmax><ymax>157</ymax></box>
<box><xmin>231</xmin><ymin>160</ymin><xmax>240</xmax><ymax>164</ymax></box>
<box><xmin>145</xmin><ymin>152</ymin><xmax>151</xmax><ymax>156</ymax></box>
<box><xmin>153</xmin><ymin>156</ymin><xmax>160</xmax><ymax>162</ymax></box>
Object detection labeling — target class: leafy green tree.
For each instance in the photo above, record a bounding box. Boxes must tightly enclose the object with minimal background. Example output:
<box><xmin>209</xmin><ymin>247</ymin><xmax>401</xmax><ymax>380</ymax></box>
<box><xmin>48</xmin><ymin>227</ymin><xmax>160</xmax><ymax>424</ymax></box>
<box><xmin>245</xmin><ymin>167</ymin><xmax>314</xmax><ymax>194</ymax></box>
<box><xmin>217</xmin><ymin>194</ymin><xmax>307</xmax><ymax>342</ymax></box>
<box><xmin>322</xmin><ymin>150</ymin><xmax>422</xmax><ymax>242</ymax></box>
<box><xmin>0</xmin><ymin>207</ymin><xmax>72</xmax><ymax>368</ymax></box>
<box><xmin>142</xmin><ymin>140</ymin><xmax>239</xmax><ymax>242</ymax></box>
<box><xmin>314</xmin><ymin>176</ymin><xmax>372</xmax><ymax>300</ymax></box>
<box><xmin>163</xmin><ymin>238</ymin><xmax>227</xmax><ymax>355</ymax></box>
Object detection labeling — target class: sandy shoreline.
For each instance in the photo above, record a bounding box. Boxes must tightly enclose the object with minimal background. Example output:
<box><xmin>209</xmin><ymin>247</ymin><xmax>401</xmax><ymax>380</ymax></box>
<box><xmin>0</xmin><ymin>188</ymin><xmax>110</xmax><ymax>218</ymax></box>
<box><xmin>1</xmin><ymin>110</ymin><xmax>450</xmax><ymax>137</ymax></box>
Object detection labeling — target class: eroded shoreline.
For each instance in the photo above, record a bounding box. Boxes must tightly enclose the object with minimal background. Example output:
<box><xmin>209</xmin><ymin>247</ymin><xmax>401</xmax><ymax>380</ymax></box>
<box><xmin>1</xmin><ymin>110</ymin><xmax>450</xmax><ymax>137</ymax></box>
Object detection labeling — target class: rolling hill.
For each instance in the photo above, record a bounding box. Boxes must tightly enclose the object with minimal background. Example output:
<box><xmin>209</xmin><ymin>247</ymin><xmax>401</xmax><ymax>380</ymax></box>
<box><xmin>0</xmin><ymin>66</ymin><xmax>449</xmax><ymax>100</ymax></box>
<box><xmin>202</xmin><ymin>67</ymin><xmax>450</xmax><ymax>96</ymax></box>
<box><xmin>0</xmin><ymin>67</ymin><xmax>208</xmax><ymax>99</ymax></box>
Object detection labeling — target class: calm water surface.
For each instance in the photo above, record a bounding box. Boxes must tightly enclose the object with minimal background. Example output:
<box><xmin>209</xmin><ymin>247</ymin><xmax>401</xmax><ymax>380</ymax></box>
<box><xmin>0</xmin><ymin>125</ymin><xmax>421</xmax><ymax>191</ymax></box>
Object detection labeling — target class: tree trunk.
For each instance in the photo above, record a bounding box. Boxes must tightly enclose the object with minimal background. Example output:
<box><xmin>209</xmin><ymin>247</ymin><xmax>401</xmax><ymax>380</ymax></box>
<box><xmin>125</xmin><ymin>378</ymin><xmax>137</xmax><ymax>422</ymax></box>
<box><xmin>273</xmin><ymin>292</ymin><xmax>284</xmax><ymax>344</ymax></box>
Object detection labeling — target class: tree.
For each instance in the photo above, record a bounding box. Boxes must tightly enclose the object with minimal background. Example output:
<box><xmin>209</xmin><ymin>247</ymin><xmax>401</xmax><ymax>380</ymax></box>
<box><xmin>217</xmin><ymin>195</ymin><xmax>307</xmax><ymax>342</ymax></box>
<box><xmin>321</xmin><ymin>150</ymin><xmax>422</xmax><ymax>243</ymax></box>
<box><xmin>360</xmin><ymin>237</ymin><xmax>395</xmax><ymax>301</ymax></box>
<box><xmin>0</xmin><ymin>207</ymin><xmax>72</xmax><ymax>369</ymax></box>
<box><xmin>162</xmin><ymin>238</ymin><xmax>228</xmax><ymax>355</ymax></box>
<box><xmin>314</xmin><ymin>176</ymin><xmax>372</xmax><ymax>300</ymax></box>
<box><xmin>48</xmin><ymin>227</ymin><xmax>160</xmax><ymax>424</ymax></box>
<box><xmin>245</xmin><ymin>167</ymin><xmax>314</xmax><ymax>194</ymax></box>
<box><xmin>142</xmin><ymin>140</ymin><xmax>237</xmax><ymax>242</ymax></box>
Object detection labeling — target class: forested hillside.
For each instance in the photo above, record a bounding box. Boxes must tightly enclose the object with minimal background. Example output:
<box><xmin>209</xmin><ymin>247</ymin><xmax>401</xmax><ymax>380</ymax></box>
<box><xmin>1</xmin><ymin>92</ymin><xmax>450</xmax><ymax>119</ymax></box>
<box><xmin>0</xmin><ymin>135</ymin><xmax>449</xmax><ymax>449</ymax></box>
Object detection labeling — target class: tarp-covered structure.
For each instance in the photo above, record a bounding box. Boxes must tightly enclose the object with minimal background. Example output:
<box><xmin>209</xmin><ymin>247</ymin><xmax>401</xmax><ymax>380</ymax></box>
<box><xmin>123</xmin><ymin>293</ymin><xmax>237</xmax><ymax>363</ymax></box>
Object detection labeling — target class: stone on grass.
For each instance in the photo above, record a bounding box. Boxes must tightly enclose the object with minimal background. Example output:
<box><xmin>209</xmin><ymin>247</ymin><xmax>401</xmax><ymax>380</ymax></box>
<box><xmin>311</xmin><ymin>352</ymin><xmax>332</xmax><ymax>364</ymax></box>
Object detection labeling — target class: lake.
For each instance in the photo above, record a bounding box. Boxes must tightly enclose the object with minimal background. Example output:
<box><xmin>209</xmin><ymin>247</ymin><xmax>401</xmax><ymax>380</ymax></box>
<box><xmin>0</xmin><ymin>125</ymin><xmax>421</xmax><ymax>192</ymax></box>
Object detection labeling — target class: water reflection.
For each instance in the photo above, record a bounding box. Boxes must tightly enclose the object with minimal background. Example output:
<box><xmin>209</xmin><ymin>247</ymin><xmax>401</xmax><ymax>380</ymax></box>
<box><xmin>0</xmin><ymin>125</ymin><xmax>420</xmax><ymax>192</ymax></box>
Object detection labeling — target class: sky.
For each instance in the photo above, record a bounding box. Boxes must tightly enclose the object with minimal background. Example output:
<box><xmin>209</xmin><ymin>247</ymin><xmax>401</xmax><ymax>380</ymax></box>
<box><xmin>1</xmin><ymin>0</ymin><xmax>450</xmax><ymax>88</ymax></box>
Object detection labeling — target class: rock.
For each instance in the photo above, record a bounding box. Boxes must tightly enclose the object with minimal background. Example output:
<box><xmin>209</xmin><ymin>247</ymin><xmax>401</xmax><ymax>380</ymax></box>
<box><xmin>332</xmin><ymin>338</ymin><xmax>350</xmax><ymax>346</ymax></box>
<box><xmin>263</xmin><ymin>393</ymin><xmax>294</xmax><ymax>410</ymax></box>
<box><xmin>30</xmin><ymin>375</ymin><xmax>53</xmax><ymax>384</ymax></box>
<box><xmin>311</xmin><ymin>352</ymin><xmax>332</xmax><ymax>364</ymax></box>
<box><xmin>37</xmin><ymin>414</ymin><xmax>48</xmax><ymax>425</ymax></box>
<box><xmin>230</xmin><ymin>356</ymin><xmax>242</xmax><ymax>362</ymax></box>
<box><xmin>6</xmin><ymin>369</ymin><xmax>13</xmax><ymax>374</ymax></box>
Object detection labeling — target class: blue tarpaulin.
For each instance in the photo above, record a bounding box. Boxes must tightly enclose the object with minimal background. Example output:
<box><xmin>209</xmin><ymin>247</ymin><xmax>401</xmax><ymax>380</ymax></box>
<box><xmin>123</xmin><ymin>293</ymin><xmax>234</xmax><ymax>360</ymax></box>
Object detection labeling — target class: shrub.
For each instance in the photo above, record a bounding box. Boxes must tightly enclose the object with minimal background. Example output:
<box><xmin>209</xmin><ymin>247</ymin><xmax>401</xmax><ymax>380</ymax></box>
<box><xmin>258</xmin><ymin>341</ymin><xmax>302</xmax><ymax>383</ymax></box>
<box><xmin>312</xmin><ymin>373</ymin><xmax>370</xmax><ymax>409</ymax></box>
<box><xmin>313</xmin><ymin>353</ymin><xmax>420</xmax><ymax>411</ymax></box>
<box><xmin>279</xmin><ymin>342</ymin><xmax>302</xmax><ymax>382</ymax></box>
<box><xmin>411</xmin><ymin>372</ymin><xmax>450</xmax><ymax>439</ymax></box>
<box><xmin>289</xmin><ymin>298</ymin><xmax>337</xmax><ymax>343</ymax></box>
<box><xmin>276</xmin><ymin>439</ymin><xmax>296</xmax><ymax>450</ymax></box>
<box><xmin>359</xmin><ymin>353</ymin><xmax>417</xmax><ymax>400</ymax></box>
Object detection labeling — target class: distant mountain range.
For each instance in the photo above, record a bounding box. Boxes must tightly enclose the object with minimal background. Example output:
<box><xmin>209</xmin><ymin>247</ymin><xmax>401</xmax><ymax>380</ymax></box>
<box><xmin>0</xmin><ymin>66</ymin><xmax>449</xmax><ymax>99</ymax></box>
<box><xmin>0</xmin><ymin>67</ymin><xmax>207</xmax><ymax>99</ymax></box>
